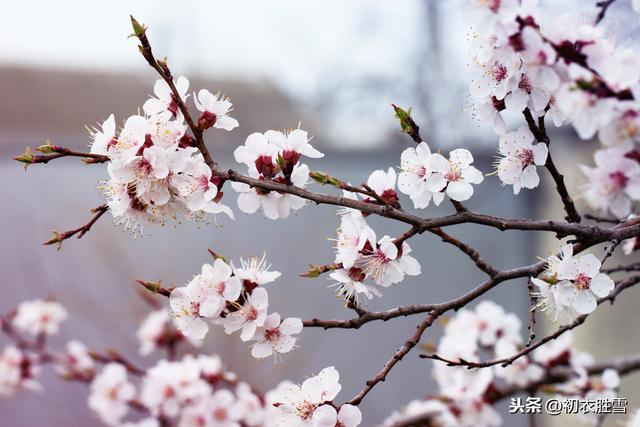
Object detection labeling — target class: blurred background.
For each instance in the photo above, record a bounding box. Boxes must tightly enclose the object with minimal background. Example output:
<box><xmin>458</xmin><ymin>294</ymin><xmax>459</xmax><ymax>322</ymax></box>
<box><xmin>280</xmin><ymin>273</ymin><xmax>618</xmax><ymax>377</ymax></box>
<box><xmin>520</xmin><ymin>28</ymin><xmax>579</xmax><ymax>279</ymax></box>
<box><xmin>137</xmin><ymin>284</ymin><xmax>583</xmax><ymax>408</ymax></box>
<box><xmin>1</xmin><ymin>1</ymin><xmax>640</xmax><ymax>426</ymax></box>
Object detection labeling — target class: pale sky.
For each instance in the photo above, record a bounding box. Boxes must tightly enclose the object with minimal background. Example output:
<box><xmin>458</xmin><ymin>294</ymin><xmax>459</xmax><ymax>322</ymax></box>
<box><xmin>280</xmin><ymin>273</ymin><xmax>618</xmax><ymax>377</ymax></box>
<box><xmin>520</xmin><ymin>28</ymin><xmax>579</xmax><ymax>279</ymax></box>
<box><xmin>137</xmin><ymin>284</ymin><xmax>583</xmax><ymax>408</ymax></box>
<box><xmin>2</xmin><ymin>0</ymin><xmax>629</xmax><ymax>146</ymax></box>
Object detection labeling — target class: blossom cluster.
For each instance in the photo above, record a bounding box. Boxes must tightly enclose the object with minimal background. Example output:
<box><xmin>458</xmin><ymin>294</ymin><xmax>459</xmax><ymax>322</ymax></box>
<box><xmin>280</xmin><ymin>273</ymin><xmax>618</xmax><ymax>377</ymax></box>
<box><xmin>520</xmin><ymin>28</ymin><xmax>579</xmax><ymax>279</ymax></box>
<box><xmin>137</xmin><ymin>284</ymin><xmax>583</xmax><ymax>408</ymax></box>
<box><xmin>169</xmin><ymin>255</ymin><xmax>303</xmax><ymax>360</ymax></box>
<box><xmin>328</xmin><ymin>198</ymin><xmax>421</xmax><ymax>302</ymax></box>
<box><xmin>532</xmin><ymin>244</ymin><xmax>614</xmax><ymax>320</ymax></box>
<box><xmin>467</xmin><ymin>0</ymin><xmax>640</xmax><ymax>214</ymax></box>
<box><xmin>0</xmin><ymin>298</ymin><xmax>360</xmax><ymax>427</ymax></box>
<box><xmin>231</xmin><ymin>128</ymin><xmax>323</xmax><ymax>219</ymax></box>
<box><xmin>383</xmin><ymin>301</ymin><xmax>621</xmax><ymax>427</ymax></box>
<box><xmin>91</xmin><ymin>77</ymin><xmax>237</xmax><ymax>235</ymax></box>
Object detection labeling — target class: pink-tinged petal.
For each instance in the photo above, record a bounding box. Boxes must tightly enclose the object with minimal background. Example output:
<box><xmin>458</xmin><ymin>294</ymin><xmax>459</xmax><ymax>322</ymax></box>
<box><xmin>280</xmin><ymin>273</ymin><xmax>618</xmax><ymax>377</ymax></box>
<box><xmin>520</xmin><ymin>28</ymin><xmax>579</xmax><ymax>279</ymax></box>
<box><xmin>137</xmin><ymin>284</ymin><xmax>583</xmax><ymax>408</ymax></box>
<box><xmin>520</xmin><ymin>164</ymin><xmax>540</xmax><ymax>190</ymax></box>
<box><xmin>529</xmin><ymin>88</ymin><xmax>550</xmax><ymax>112</ymax></box>
<box><xmin>143</xmin><ymin>98</ymin><xmax>166</xmax><ymax>116</ymax></box>
<box><xmin>505</xmin><ymin>88</ymin><xmax>528</xmax><ymax>112</ymax></box>
<box><xmin>274</xmin><ymin>335</ymin><xmax>297</xmax><ymax>354</ymax></box>
<box><xmin>264</xmin><ymin>130</ymin><xmax>286</xmax><ymax>149</ymax></box>
<box><xmin>415</xmin><ymin>141</ymin><xmax>432</xmax><ymax>160</ymax></box>
<box><xmin>601</xmin><ymin>369</ymin><xmax>620</xmax><ymax>388</ymax></box>
<box><xmin>556</xmin><ymin>258</ymin><xmax>578</xmax><ymax>281</ymax></box>
<box><xmin>398</xmin><ymin>255</ymin><xmax>421</xmax><ymax>276</ymax></box>
<box><xmin>312</xmin><ymin>404</ymin><xmax>338</xmax><ymax>427</ymax></box>
<box><xmin>183</xmin><ymin>318</ymin><xmax>208</xmax><ymax>340</ymax></box>
<box><xmin>400</xmin><ymin>147</ymin><xmax>419</xmax><ymax>169</ymax></box>
<box><xmin>379</xmin><ymin>238</ymin><xmax>398</xmax><ymax>260</ymax></box>
<box><xmin>446</xmin><ymin>181</ymin><xmax>474</xmax><ymax>201</ymax></box>
<box><xmin>577</xmin><ymin>254</ymin><xmax>601</xmax><ymax>278</ymax></box>
<box><xmin>449</xmin><ymin>149</ymin><xmax>473</xmax><ymax>167</ymax></box>
<box><xmin>498</xmin><ymin>158</ymin><xmax>522</xmax><ymax>185</ymax></box>
<box><xmin>317</xmin><ymin>366</ymin><xmax>341</xmax><ymax>401</ymax></box>
<box><xmin>338</xmin><ymin>404</ymin><xmax>363</xmax><ymax>427</ymax></box>
<box><xmin>197</xmin><ymin>89</ymin><xmax>215</xmax><ymax>110</ymax></box>
<box><xmin>250</xmin><ymin>341</ymin><xmax>273</xmax><ymax>359</ymax></box>
<box><xmin>610</xmin><ymin>193</ymin><xmax>632</xmax><ymax>219</ymax></box>
<box><xmin>237</xmin><ymin>192</ymin><xmax>261</xmax><ymax>214</ymax></box>
<box><xmin>291</xmin><ymin>164</ymin><xmax>310</xmax><ymax>187</ymax></box>
<box><xmin>425</xmin><ymin>173</ymin><xmax>447</xmax><ymax>192</ymax></box>
<box><xmin>589</xmin><ymin>274</ymin><xmax>614</xmax><ymax>297</ymax></box>
<box><xmin>573</xmin><ymin>290</ymin><xmax>597</xmax><ymax>314</ymax></box>
<box><xmin>286</xmin><ymin>129</ymin><xmax>308</xmax><ymax>150</ymax></box>
<box><xmin>462</xmin><ymin>166</ymin><xmax>484</xmax><ymax>184</ymax></box>
<box><xmin>429</xmin><ymin>153</ymin><xmax>449</xmax><ymax>173</ymax></box>
<box><xmin>263</xmin><ymin>313</ymin><xmax>281</xmax><ymax>329</ymax></box>
<box><xmin>280</xmin><ymin>317</ymin><xmax>303</xmax><ymax>335</ymax></box>
<box><xmin>366</xmin><ymin>169</ymin><xmax>389</xmax><ymax>194</ymax></box>
<box><xmin>223</xmin><ymin>276</ymin><xmax>242</xmax><ymax>301</ymax></box>
<box><xmin>261</xmin><ymin>195</ymin><xmax>282</xmax><ymax>219</ymax></box>
<box><xmin>200</xmin><ymin>295</ymin><xmax>223</xmax><ymax>318</ymax></box>
<box><xmin>215</xmin><ymin>115</ymin><xmax>239</xmax><ymax>131</ymax></box>
<box><xmin>153</xmin><ymin>79</ymin><xmax>171</xmax><ymax>100</ymax></box>
<box><xmin>532</xmin><ymin>143</ymin><xmax>548</xmax><ymax>165</ymax></box>
<box><xmin>433</xmin><ymin>191</ymin><xmax>445</xmax><ymax>206</ymax></box>
<box><xmin>555</xmin><ymin>281</ymin><xmax>576</xmax><ymax>306</ymax></box>
<box><xmin>380</xmin><ymin>262</ymin><xmax>404</xmax><ymax>287</ymax></box>
<box><xmin>240</xmin><ymin>322</ymin><xmax>258</xmax><ymax>342</ymax></box>
<box><xmin>250</xmin><ymin>287</ymin><xmax>269</xmax><ymax>307</ymax></box>
<box><xmin>398</xmin><ymin>171</ymin><xmax>420</xmax><ymax>194</ymax></box>
<box><xmin>175</xmin><ymin>76</ymin><xmax>189</xmax><ymax>96</ymax></box>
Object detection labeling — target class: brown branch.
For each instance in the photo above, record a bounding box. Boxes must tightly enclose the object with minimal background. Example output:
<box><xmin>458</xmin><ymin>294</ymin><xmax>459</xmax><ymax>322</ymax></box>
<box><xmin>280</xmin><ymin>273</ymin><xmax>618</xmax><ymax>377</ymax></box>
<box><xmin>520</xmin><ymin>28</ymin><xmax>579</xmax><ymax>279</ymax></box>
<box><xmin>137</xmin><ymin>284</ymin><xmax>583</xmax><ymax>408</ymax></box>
<box><xmin>14</xmin><ymin>145</ymin><xmax>109</xmax><ymax>169</ymax></box>
<box><xmin>526</xmin><ymin>110</ymin><xmax>581</xmax><ymax>223</ymax></box>
<box><xmin>43</xmin><ymin>204</ymin><xmax>109</xmax><ymax>251</ymax></box>
<box><xmin>595</xmin><ymin>0</ymin><xmax>617</xmax><ymax>24</ymax></box>
<box><xmin>130</xmin><ymin>16</ymin><xmax>215</xmax><ymax>170</ymax></box>
<box><xmin>217</xmin><ymin>168</ymin><xmax>640</xmax><ymax>243</ymax></box>
<box><xmin>347</xmin><ymin>311</ymin><xmax>439</xmax><ymax>405</ymax></box>
<box><xmin>427</xmin><ymin>228</ymin><xmax>498</xmax><ymax>277</ymax></box>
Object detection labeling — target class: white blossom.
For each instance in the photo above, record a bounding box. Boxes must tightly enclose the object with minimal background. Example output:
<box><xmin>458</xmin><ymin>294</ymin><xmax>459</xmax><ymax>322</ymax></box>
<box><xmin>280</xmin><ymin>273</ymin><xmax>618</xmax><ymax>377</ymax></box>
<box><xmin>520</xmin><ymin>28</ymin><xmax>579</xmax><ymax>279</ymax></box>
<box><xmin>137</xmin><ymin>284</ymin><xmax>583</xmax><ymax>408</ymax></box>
<box><xmin>250</xmin><ymin>313</ymin><xmax>303</xmax><ymax>359</ymax></box>
<box><xmin>12</xmin><ymin>299</ymin><xmax>67</xmax><ymax>337</ymax></box>
<box><xmin>398</xmin><ymin>142</ymin><xmax>448</xmax><ymax>208</ymax></box>
<box><xmin>194</xmin><ymin>89</ymin><xmax>239</xmax><ymax>131</ymax></box>
<box><xmin>88</xmin><ymin>363</ymin><xmax>135</xmax><ymax>426</ymax></box>
<box><xmin>143</xmin><ymin>76</ymin><xmax>189</xmax><ymax>119</ymax></box>
<box><xmin>497</xmin><ymin>125</ymin><xmax>548</xmax><ymax>194</ymax></box>
<box><xmin>272</xmin><ymin>366</ymin><xmax>342</xmax><ymax>425</ymax></box>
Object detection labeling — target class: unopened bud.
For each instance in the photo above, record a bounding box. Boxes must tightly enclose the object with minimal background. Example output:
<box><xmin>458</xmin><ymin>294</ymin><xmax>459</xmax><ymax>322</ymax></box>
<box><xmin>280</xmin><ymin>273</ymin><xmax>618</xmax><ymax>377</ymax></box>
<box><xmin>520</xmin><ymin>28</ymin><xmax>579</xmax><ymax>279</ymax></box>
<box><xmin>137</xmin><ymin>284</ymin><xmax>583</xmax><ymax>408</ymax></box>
<box><xmin>36</xmin><ymin>141</ymin><xmax>56</xmax><ymax>154</ymax></box>
<box><xmin>198</xmin><ymin>111</ymin><xmax>217</xmax><ymax>130</ymax></box>
<box><xmin>136</xmin><ymin>279</ymin><xmax>161</xmax><ymax>293</ymax></box>
<box><xmin>301</xmin><ymin>265</ymin><xmax>322</xmax><ymax>278</ymax></box>
<box><xmin>43</xmin><ymin>230</ymin><xmax>65</xmax><ymax>251</ymax></box>
<box><xmin>129</xmin><ymin>15</ymin><xmax>146</xmax><ymax>37</ymax></box>
<box><xmin>392</xmin><ymin>104</ymin><xmax>420</xmax><ymax>140</ymax></box>
<box><xmin>14</xmin><ymin>147</ymin><xmax>34</xmax><ymax>169</ymax></box>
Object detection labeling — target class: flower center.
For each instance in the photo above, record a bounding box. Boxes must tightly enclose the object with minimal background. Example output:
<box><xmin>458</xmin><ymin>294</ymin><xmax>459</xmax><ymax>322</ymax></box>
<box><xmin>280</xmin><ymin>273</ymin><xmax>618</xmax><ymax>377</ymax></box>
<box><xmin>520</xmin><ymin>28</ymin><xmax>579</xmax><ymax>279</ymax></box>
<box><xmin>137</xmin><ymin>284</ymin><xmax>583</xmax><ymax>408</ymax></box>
<box><xmin>490</xmin><ymin>62</ymin><xmax>507</xmax><ymax>83</ymax></box>
<box><xmin>609</xmin><ymin>171</ymin><xmax>628</xmax><ymax>189</ymax></box>
<box><xmin>213</xmin><ymin>407</ymin><xmax>228</xmax><ymax>421</ymax></box>
<box><xmin>265</xmin><ymin>327</ymin><xmax>281</xmax><ymax>343</ymax></box>
<box><xmin>516</xmin><ymin>148</ymin><xmax>534</xmax><ymax>167</ymax></box>
<box><xmin>518</xmin><ymin>74</ymin><xmax>532</xmax><ymax>93</ymax></box>
<box><xmin>296</xmin><ymin>401</ymin><xmax>317</xmax><ymax>420</ymax></box>
<box><xmin>574</xmin><ymin>273</ymin><xmax>591</xmax><ymax>290</ymax></box>
<box><xmin>445</xmin><ymin>165</ymin><xmax>462</xmax><ymax>182</ymax></box>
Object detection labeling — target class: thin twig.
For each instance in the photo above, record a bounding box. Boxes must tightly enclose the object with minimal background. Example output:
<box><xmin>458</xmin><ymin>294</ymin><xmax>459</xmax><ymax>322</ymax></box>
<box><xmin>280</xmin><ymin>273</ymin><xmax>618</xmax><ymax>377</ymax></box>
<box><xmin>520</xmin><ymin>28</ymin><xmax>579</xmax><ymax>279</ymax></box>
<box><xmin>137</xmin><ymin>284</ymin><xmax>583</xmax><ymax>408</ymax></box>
<box><xmin>43</xmin><ymin>204</ymin><xmax>109</xmax><ymax>250</ymax></box>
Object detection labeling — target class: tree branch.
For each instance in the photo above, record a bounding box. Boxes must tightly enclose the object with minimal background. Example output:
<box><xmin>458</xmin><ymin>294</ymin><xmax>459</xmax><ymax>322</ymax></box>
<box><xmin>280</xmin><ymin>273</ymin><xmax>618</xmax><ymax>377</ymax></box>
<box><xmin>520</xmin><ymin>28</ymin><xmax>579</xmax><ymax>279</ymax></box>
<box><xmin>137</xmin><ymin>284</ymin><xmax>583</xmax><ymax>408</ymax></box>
<box><xmin>43</xmin><ymin>204</ymin><xmax>109</xmax><ymax>251</ymax></box>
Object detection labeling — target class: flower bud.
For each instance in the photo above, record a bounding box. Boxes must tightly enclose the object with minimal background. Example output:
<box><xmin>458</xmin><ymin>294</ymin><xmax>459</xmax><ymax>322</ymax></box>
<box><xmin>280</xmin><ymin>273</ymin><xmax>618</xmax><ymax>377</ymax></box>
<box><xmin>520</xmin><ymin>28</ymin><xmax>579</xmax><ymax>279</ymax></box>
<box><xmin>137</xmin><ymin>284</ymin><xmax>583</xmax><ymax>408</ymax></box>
<box><xmin>198</xmin><ymin>111</ymin><xmax>217</xmax><ymax>130</ymax></box>
<box><xmin>130</xmin><ymin>15</ymin><xmax>146</xmax><ymax>37</ymax></box>
<box><xmin>14</xmin><ymin>147</ymin><xmax>34</xmax><ymax>169</ymax></box>
<box><xmin>36</xmin><ymin>142</ymin><xmax>56</xmax><ymax>154</ymax></box>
